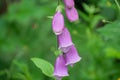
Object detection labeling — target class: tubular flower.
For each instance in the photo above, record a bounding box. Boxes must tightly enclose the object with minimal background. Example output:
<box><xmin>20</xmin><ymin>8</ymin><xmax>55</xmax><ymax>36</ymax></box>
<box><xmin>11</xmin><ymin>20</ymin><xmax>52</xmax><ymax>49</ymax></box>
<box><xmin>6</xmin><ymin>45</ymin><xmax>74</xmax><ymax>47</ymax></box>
<box><xmin>63</xmin><ymin>0</ymin><xmax>74</xmax><ymax>8</ymax></box>
<box><xmin>65</xmin><ymin>45</ymin><xmax>81</xmax><ymax>66</ymax></box>
<box><xmin>54</xmin><ymin>55</ymin><xmax>69</xmax><ymax>80</ymax></box>
<box><xmin>52</xmin><ymin>11</ymin><xmax>64</xmax><ymax>35</ymax></box>
<box><xmin>52</xmin><ymin>0</ymin><xmax>81</xmax><ymax>79</ymax></box>
<box><xmin>66</xmin><ymin>7</ymin><xmax>79</xmax><ymax>22</ymax></box>
<box><xmin>58</xmin><ymin>27</ymin><xmax>73</xmax><ymax>53</ymax></box>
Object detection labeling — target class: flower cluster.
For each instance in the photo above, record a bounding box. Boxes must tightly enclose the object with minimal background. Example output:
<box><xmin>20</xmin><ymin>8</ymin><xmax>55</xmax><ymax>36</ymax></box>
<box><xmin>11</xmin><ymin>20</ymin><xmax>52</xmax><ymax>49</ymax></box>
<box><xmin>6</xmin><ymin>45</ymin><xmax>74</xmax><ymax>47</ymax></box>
<box><xmin>52</xmin><ymin>0</ymin><xmax>81</xmax><ymax>80</ymax></box>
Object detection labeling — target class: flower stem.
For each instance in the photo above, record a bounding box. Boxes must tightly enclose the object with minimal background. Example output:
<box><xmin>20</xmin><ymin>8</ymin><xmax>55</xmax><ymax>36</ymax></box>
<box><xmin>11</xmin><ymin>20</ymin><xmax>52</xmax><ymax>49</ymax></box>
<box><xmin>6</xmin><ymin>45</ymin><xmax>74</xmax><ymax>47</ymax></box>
<box><xmin>114</xmin><ymin>0</ymin><xmax>120</xmax><ymax>11</ymax></box>
<box><xmin>58</xmin><ymin>0</ymin><xmax>61</xmax><ymax>5</ymax></box>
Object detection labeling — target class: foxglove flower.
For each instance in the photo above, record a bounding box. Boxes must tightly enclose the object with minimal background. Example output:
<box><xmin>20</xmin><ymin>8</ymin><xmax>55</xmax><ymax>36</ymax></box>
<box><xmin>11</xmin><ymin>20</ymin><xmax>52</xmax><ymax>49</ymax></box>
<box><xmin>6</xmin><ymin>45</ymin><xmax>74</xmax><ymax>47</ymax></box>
<box><xmin>65</xmin><ymin>45</ymin><xmax>81</xmax><ymax>66</ymax></box>
<box><xmin>52</xmin><ymin>11</ymin><xmax>64</xmax><ymax>35</ymax></box>
<box><xmin>63</xmin><ymin>0</ymin><xmax>74</xmax><ymax>8</ymax></box>
<box><xmin>66</xmin><ymin>7</ymin><xmax>79</xmax><ymax>22</ymax></box>
<box><xmin>54</xmin><ymin>55</ymin><xmax>69</xmax><ymax>80</ymax></box>
<box><xmin>58</xmin><ymin>27</ymin><xmax>73</xmax><ymax>53</ymax></box>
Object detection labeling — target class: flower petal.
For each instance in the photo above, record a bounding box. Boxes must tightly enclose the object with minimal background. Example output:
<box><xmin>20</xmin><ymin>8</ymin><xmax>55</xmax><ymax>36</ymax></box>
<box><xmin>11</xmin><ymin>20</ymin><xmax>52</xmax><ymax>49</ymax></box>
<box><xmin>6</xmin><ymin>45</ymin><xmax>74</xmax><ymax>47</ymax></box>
<box><xmin>52</xmin><ymin>11</ymin><xmax>64</xmax><ymax>35</ymax></box>
<box><xmin>66</xmin><ymin>7</ymin><xmax>79</xmax><ymax>22</ymax></box>
<box><xmin>54</xmin><ymin>55</ymin><xmax>69</xmax><ymax>78</ymax></box>
<box><xmin>63</xmin><ymin>0</ymin><xmax>74</xmax><ymax>8</ymax></box>
<box><xmin>65</xmin><ymin>45</ymin><xmax>81</xmax><ymax>66</ymax></box>
<box><xmin>58</xmin><ymin>27</ymin><xmax>73</xmax><ymax>53</ymax></box>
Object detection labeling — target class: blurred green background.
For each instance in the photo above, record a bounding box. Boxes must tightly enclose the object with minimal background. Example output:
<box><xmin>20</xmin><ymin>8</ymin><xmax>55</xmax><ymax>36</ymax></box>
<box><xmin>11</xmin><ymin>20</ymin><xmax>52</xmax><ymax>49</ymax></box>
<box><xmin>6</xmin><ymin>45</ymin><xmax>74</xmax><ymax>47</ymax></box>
<box><xmin>0</xmin><ymin>0</ymin><xmax>120</xmax><ymax>80</ymax></box>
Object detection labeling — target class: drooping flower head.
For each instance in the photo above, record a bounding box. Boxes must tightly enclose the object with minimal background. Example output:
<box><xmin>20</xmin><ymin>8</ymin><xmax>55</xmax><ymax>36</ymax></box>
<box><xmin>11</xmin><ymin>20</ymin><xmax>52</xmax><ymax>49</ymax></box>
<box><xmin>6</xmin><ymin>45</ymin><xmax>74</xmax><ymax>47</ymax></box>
<box><xmin>63</xmin><ymin>0</ymin><xmax>74</xmax><ymax>8</ymax></box>
<box><xmin>65</xmin><ymin>45</ymin><xmax>81</xmax><ymax>66</ymax></box>
<box><xmin>52</xmin><ymin>11</ymin><xmax>64</xmax><ymax>35</ymax></box>
<box><xmin>53</xmin><ymin>0</ymin><xmax>81</xmax><ymax>79</ymax></box>
<box><xmin>58</xmin><ymin>27</ymin><xmax>73</xmax><ymax>53</ymax></box>
<box><xmin>54</xmin><ymin>55</ymin><xmax>69</xmax><ymax>80</ymax></box>
<box><xmin>66</xmin><ymin>7</ymin><xmax>79</xmax><ymax>22</ymax></box>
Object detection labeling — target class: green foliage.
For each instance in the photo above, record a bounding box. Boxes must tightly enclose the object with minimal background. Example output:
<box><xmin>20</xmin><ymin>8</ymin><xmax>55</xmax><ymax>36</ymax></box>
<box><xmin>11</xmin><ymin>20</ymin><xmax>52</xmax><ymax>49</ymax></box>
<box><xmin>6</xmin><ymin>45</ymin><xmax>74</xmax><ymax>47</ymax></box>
<box><xmin>0</xmin><ymin>0</ymin><xmax>120</xmax><ymax>80</ymax></box>
<box><xmin>98</xmin><ymin>21</ymin><xmax>120</xmax><ymax>59</ymax></box>
<box><xmin>98</xmin><ymin>21</ymin><xmax>120</xmax><ymax>40</ymax></box>
<box><xmin>105</xmin><ymin>47</ymin><xmax>120</xmax><ymax>59</ymax></box>
<box><xmin>31</xmin><ymin>58</ymin><xmax>54</xmax><ymax>77</ymax></box>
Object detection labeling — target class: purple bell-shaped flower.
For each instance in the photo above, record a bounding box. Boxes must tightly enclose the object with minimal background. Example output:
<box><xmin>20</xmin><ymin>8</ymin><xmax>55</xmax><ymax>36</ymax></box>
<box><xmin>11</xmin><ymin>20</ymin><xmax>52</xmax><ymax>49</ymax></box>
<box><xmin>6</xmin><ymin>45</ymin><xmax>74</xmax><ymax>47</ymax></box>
<box><xmin>63</xmin><ymin>0</ymin><xmax>74</xmax><ymax>8</ymax></box>
<box><xmin>65</xmin><ymin>45</ymin><xmax>81</xmax><ymax>66</ymax></box>
<box><xmin>52</xmin><ymin>11</ymin><xmax>64</xmax><ymax>35</ymax></box>
<box><xmin>66</xmin><ymin>7</ymin><xmax>79</xmax><ymax>22</ymax></box>
<box><xmin>54</xmin><ymin>55</ymin><xmax>69</xmax><ymax>80</ymax></box>
<box><xmin>58</xmin><ymin>27</ymin><xmax>73</xmax><ymax>53</ymax></box>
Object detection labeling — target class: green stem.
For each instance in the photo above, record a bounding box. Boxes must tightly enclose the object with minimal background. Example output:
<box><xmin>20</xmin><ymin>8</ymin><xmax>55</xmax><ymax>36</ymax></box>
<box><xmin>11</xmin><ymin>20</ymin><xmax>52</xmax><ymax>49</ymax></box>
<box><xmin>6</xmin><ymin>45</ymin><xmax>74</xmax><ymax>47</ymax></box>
<box><xmin>58</xmin><ymin>0</ymin><xmax>60</xmax><ymax>5</ymax></box>
<box><xmin>114</xmin><ymin>0</ymin><xmax>120</xmax><ymax>11</ymax></box>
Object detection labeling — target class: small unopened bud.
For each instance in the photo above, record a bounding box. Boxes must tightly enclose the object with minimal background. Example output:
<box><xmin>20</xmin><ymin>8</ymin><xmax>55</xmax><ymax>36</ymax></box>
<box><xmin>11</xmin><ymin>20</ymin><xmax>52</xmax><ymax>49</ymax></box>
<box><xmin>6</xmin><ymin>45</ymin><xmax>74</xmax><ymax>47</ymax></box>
<box><xmin>52</xmin><ymin>11</ymin><xmax>64</xmax><ymax>35</ymax></box>
<box><xmin>63</xmin><ymin>0</ymin><xmax>74</xmax><ymax>8</ymax></box>
<box><xmin>66</xmin><ymin>7</ymin><xmax>79</xmax><ymax>22</ymax></box>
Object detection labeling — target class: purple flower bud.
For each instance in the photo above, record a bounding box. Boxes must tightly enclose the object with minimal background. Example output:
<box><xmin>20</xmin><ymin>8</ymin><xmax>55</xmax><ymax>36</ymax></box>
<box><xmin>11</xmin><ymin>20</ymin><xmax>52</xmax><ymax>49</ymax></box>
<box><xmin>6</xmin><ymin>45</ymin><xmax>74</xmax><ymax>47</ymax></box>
<box><xmin>58</xmin><ymin>27</ymin><xmax>73</xmax><ymax>53</ymax></box>
<box><xmin>54</xmin><ymin>55</ymin><xmax>69</xmax><ymax>80</ymax></box>
<box><xmin>66</xmin><ymin>7</ymin><xmax>79</xmax><ymax>22</ymax></box>
<box><xmin>65</xmin><ymin>45</ymin><xmax>81</xmax><ymax>66</ymax></box>
<box><xmin>52</xmin><ymin>11</ymin><xmax>64</xmax><ymax>35</ymax></box>
<box><xmin>63</xmin><ymin>0</ymin><xmax>74</xmax><ymax>8</ymax></box>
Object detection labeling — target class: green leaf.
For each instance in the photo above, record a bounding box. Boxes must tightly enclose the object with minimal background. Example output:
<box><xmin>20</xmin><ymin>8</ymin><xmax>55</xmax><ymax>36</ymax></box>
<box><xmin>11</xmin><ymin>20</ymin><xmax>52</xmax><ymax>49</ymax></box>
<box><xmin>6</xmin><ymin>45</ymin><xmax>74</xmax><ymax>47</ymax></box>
<box><xmin>97</xmin><ymin>21</ymin><xmax>120</xmax><ymax>50</ymax></box>
<box><xmin>98</xmin><ymin>21</ymin><xmax>120</xmax><ymax>38</ymax></box>
<box><xmin>31</xmin><ymin>58</ymin><xmax>54</xmax><ymax>77</ymax></box>
<box><xmin>105</xmin><ymin>47</ymin><xmax>120</xmax><ymax>59</ymax></box>
<box><xmin>83</xmin><ymin>4</ymin><xmax>95</xmax><ymax>14</ymax></box>
<box><xmin>98</xmin><ymin>21</ymin><xmax>120</xmax><ymax>59</ymax></box>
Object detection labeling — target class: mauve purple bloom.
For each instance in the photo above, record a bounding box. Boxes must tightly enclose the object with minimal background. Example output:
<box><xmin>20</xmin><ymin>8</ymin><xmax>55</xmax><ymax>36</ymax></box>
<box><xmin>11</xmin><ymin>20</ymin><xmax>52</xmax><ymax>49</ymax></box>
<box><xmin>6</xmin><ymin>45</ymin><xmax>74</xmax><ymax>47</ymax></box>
<box><xmin>58</xmin><ymin>27</ymin><xmax>73</xmax><ymax>53</ymax></box>
<box><xmin>54</xmin><ymin>55</ymin><xmax>69</xmax><ymax>80</ymax></box>
<box><xmin>52</xmin><ymin>11</ymin><xmax>64</xmax><ymax>35</ymax></box>
<box><xmin>65</xmin><ymin>45</ymin><xmax>81</xmax><ymax>66</ymax></box>
<box><xmin>66</xmin><ymin>7</ymin><xmax>79</xmax><ymax>22</ymax></box>
<box><xmin>63</xmin><ymin>0</ymin><xmax>74</xmax><ymax>8</ymax></box>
